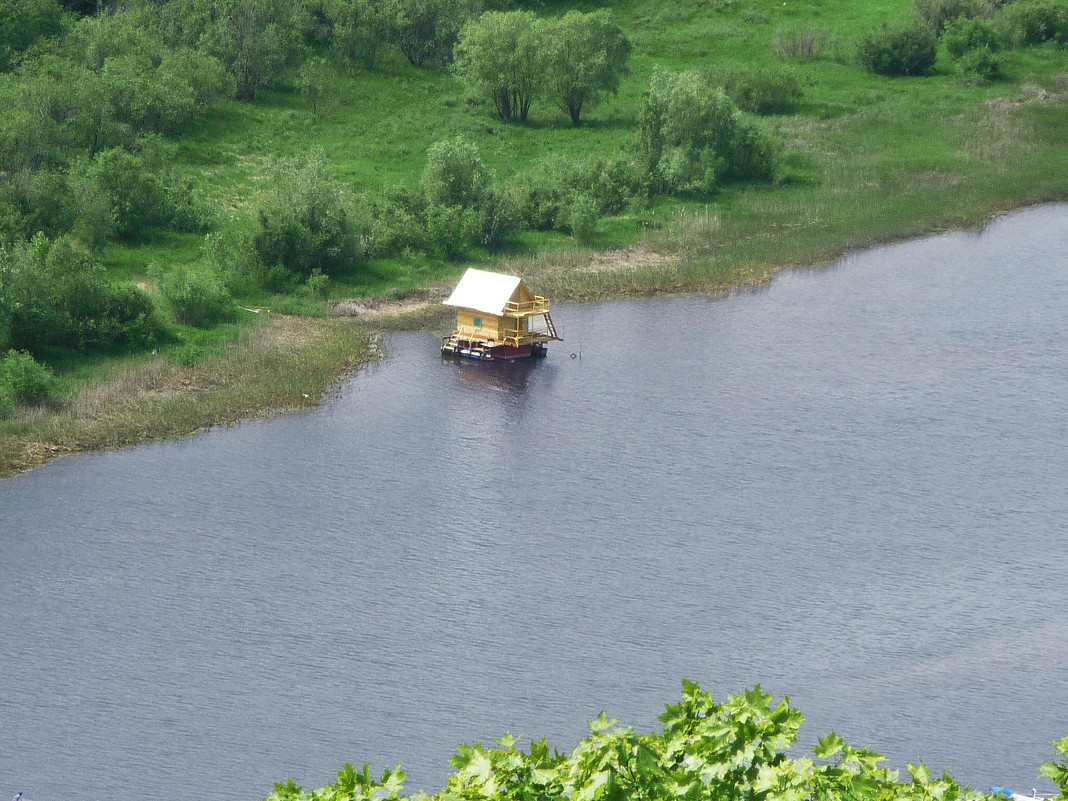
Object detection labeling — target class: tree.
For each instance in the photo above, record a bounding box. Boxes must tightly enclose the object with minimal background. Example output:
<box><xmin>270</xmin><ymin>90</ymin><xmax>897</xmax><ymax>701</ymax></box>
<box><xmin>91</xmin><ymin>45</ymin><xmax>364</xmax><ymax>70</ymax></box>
<box><xmin>543</xmin><ymin>10</ymin><xmax>630</xmax><ymax>126</ymax></box>
<box><xmin>268</xmin><ymin>681</ymin><xmax>1049</xmax><ymax>801</ymax></box>
<box><xmin>201</xmin><ymin>0</ymin><xmax>304</xmax><ymax>100</ymax></box>
<box><xmin>381</xmin><ymin>0</ymin><xmax>476</xmax><ymax>68</ymax></box>
<box><xmin>297</xmin><ymin>56</ymin><xmax>333</xmax><ymax>119</ymax></box>
<box><xmin>453</xmin><ymin>10</ymin><xmax>547</xmax><ymax>121</ymax></box>
<box><xmin>327</xmin><ymin>0</ymin><xmax>391</xmax><ymax>69</ymax></box>
<box><xmin>1040</xmin><ymin>735</ymin><xmax>1068</xmax><ymax>800</ymax></box>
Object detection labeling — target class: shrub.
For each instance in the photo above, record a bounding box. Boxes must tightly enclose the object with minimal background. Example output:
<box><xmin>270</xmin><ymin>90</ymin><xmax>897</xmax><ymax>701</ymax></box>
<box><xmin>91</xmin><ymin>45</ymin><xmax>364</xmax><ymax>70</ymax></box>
<box><xmin>306</xmin><ymin>268</ymin><xmax>330</xmax><ymax>299</ymax></box>
<box><xmin>995</xmin><ymin>0</ymin><xmax>1068</xmax><ymax>47</ymax></box>
<box><xmin>421</xmin><ymin>138</ymin><xmax>520</xmax><ymax>254</ymax></box>
<box><xmin>1</xmin><ymin>233</ymin><xmax>167</xmax><ymax>353</ymax></box>
<box><xmin>72</xmin><ymin>146</ymin><xmax>204</xmax><ymax>243</ymax></box>
<box><xmin>251</xmin><ymin>152</ymin><xmax>361</xmax><ymax>280</ymax></box>
<box><xmin>719</xmin><ymin>67</ymin><xmax>803</xmax><ymax>114</ymax></box>
<box><xmin>515</xmin><ymin>172</ymin><xmax>571</xmax><ymax>232</ymax></box>
<box><xmin>0</xmin><ymin>381</ymin><xmax>13</xmax><ymax>417</ymax></box>
<box><xmin>566</xmin><ymin>194</ymin><xmax>600</xmax><ymax>244</ymax></box>
<box><xmin>942</xmin><ymin>15</ymin><xmax>1001</xmax><ymax>58</ymax></box>
<box><xmin>0</xmin><ymin>349</ymin><xmax>58</xmax><ymax>404</ymax></box>
<box><xmin>584</xmin><ymin>157</ymin><xmax>646</xmax><ymax>216</ymax></box>
<box><xmin>64</xmin><ymin>278</ymin><xmax>165</xmax><ymax>350</ymax></box>
<box><xmin>169</xmin><ymin>340</ymin><xmax>207</xmax><ymax>366</ymax></box>
<box><xmin>0</xmin><ymin>168</ymin><xmax>77</xmax><ymax>241</ymax></box>
<box><xmin>513</xmin><ymin>156</ymin><xmax>642</xmax><ymax>233</ymax></box>
<box><xmin>423</xmin><ymin>202</ymin><xmax>479</xmax><ymax>258</ymax></box>
<box><xmin>362</xmin><ymin>190</ymin><xmax>433</xmax><ymax>258</ymax></box>
<box><xmin>857</xmin><ymin>22</ymin><xmax>938</xmax><ymax>76</ymax></box>
<box><xmin>475</xmin><ymin>189</ymin><xmax>521</xmax><ymax>252</ymax></box>
<box><xmin>957</xmin><ymin>45</ymin><xmax>1001</xmax><ymax>79</ymax></box>
<box><xmin>636</xmin><ymin>68</ymin><xmax>778</xmax><ymax>195</ymax></box>
<box><xmin>915</xmin><ymin>0</ymin><xmax>983</xmax><ymax>33</ymax></box>
<box><xmin>422</xmin><ymin>137</ymin><xmax>489</xmax><ymax>210</ymax></box>
<box><xmin>329</xmin><ymin>0</ymin><xmax>392</xmax><ymax>69</ymax></box>
<box><xmin>153</xmin><ymin>265</ymin><xmax>237</xmax><ymax>328</ymax></box>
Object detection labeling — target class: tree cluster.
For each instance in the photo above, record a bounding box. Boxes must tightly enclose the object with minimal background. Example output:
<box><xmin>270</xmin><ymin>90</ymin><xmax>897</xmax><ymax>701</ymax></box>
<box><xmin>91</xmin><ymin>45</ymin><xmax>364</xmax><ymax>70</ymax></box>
<box><xmin>0</xmin><ymin>233</ymin><xmax>167</xmax><ymax>356</ymax></box>
<box><xmin>453</xmin><ymin>9</ymin><xmax>631</xmax><ymax>125</ymax></box>
<box><xmin>0</xmin><ymin>0</ymin><xmax>68</xmax><ymax>72</ymax></box>
<box><xmin>0</xmin><ymin>0</ymin><xmax>787</xmax><ymax>380</ymax></box>
<box><xmin>859</xmin><ymin>0</ymin><xmax>1068</xmax><ymax>80</ymax></box>
<box><xmin>324</xmin><ymin>0</ymin><xmax>489</xmax><ymax>70</ymax></box>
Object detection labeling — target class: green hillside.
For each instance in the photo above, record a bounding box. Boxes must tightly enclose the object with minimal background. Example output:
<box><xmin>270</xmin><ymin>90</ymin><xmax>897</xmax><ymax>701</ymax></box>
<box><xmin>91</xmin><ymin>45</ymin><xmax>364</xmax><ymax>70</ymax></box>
<box><xmin>1</xmin><ymin>0</ymin><xmax>1067</xmax><ymax>473</ymax></box>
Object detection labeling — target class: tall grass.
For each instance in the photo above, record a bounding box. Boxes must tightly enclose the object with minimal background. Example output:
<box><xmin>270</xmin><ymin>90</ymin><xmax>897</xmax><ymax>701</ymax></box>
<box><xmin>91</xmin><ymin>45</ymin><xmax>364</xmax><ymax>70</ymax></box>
<box><xmin>772</xmin><ymin>28</ymin><xmax>835</xmax><ymax>60</ymax></box>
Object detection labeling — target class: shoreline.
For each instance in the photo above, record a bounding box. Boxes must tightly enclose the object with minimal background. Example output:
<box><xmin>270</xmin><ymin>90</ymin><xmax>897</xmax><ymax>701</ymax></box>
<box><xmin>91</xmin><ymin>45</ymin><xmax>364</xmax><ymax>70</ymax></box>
<box><xmin>2</xmin><ymin>194</ymin><xmax>1066</xmax><ymax>480</ymax></box>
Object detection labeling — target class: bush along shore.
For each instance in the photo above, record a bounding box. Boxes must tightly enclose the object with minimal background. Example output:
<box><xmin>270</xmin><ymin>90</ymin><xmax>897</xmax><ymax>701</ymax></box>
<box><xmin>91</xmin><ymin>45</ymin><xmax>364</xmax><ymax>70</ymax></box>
<box><xmin>262</xmin><ymin>682</ymin><xmax>1068</xmax><ymax>801</ymax></box>
<box><xmin>2</xmin><ymin>0</ymin><xmax>1068</xmax><ymax>475</ymax></box>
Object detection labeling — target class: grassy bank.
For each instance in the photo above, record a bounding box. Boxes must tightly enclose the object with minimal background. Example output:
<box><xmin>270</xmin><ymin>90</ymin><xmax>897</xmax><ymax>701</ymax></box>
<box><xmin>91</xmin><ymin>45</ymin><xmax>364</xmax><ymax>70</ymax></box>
<box><xmin>0</xmin><ymin>316</ymin><xmax>376</xmax><ymax>477</ymax></box>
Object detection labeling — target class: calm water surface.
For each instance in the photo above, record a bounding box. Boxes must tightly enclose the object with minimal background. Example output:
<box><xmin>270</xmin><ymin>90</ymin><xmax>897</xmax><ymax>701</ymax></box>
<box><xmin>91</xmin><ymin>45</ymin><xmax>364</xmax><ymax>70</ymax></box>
<box><xmin>2</xmin><ymin>205</ymin><xmax>1067</xmax><ymax>801</ymax></box>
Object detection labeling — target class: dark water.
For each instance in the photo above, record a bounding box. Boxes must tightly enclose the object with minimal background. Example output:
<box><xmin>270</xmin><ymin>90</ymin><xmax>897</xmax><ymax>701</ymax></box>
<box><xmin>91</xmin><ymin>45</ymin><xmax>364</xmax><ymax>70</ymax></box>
<box><xmin>3</xmin><ymin>205</ymin><xmax>1068</xmax><ymax>801</ymax></box>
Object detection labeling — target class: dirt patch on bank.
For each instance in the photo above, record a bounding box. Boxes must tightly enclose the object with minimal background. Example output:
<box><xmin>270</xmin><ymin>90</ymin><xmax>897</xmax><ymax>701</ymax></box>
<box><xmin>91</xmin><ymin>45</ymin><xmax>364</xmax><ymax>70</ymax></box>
<box><xmin>330</xmin><ymin>243</ymin><xmax>679</xmax><ymax>319</ymax></box>
<box><xmin>585</xmin><ymin>243</ymin><xmax>679</xmax><ymax>273</ymax></box>
<box><xmin>331</xmin><ymin>292</ymin><xmax>447</xmax><ymax>319</ymax></box>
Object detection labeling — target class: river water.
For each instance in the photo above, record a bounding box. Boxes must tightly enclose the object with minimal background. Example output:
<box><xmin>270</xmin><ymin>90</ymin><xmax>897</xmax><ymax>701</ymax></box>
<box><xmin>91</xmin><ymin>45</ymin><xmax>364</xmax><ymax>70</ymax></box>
<box><xmin>2</xmin><ymin>205</ymin><xmax>1067</xmax><ymax>801</ymax></box>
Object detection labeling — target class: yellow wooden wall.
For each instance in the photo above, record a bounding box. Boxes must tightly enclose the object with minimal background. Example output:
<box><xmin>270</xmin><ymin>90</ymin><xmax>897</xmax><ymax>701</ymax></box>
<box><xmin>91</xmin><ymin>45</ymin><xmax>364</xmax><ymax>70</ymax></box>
<box><xmin>456</xmin><ymin>309</ymin><xmax>503</xmax><ymax>341</ymax></box>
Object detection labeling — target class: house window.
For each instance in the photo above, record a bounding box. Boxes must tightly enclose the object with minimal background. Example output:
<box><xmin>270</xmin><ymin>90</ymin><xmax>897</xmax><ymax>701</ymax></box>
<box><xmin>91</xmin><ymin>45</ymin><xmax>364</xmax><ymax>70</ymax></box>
<box><xmin>473</xmin><ymin>317</ymin><xmax>482</xmax><ymax>328</ymax></box>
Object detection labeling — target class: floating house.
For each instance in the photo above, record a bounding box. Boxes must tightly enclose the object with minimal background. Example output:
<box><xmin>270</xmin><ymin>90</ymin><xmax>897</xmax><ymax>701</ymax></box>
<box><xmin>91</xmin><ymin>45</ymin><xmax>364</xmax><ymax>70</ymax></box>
<box><xmin>441</xmin><ymin>268</ymin><xmax>560</xmax><ymax>361</ymax></box>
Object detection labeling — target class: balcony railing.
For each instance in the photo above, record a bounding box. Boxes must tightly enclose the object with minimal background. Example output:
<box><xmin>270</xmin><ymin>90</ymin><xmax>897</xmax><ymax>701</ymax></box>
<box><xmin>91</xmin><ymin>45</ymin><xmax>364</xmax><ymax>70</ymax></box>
<box><xmin>503</xmin><ymin>296</ymin><xmax>550</xmax><ymax>316</ymax></box>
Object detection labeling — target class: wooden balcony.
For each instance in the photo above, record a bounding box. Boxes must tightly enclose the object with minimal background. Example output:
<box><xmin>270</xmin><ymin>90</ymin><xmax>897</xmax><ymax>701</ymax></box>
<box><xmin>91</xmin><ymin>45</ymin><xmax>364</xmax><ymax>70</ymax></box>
<box><xmin>503</xmin><ymin>296</ymin><xmax>551</xmax><ymax>317</ymax></box>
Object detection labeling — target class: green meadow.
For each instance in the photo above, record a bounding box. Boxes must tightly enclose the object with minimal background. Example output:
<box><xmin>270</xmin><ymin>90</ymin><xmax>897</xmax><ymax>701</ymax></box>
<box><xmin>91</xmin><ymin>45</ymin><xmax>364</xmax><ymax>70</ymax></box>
<box><xmin>113</xmin><ymin>0</ymin><xmax>1068</xmax><ymax>306</ymax></box>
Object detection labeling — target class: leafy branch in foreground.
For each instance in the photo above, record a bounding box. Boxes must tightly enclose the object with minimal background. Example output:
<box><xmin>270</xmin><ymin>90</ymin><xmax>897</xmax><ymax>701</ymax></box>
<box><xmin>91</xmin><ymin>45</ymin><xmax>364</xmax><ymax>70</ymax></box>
<box><xmin>1040</xmin><ymin>735</ymin><xmax>1068</xmax><ymax>801</ymax></box>
<box><xmin>264</xmin><ymin>681</ymin><xmax>1068</xmax><ymax>801</ymax></box>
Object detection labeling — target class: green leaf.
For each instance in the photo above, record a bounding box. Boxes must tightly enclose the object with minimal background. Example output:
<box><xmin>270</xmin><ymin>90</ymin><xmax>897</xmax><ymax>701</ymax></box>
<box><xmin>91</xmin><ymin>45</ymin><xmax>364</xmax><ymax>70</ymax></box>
<box><xmin>590</xmin><ymin>712</ymin><xmax>615</xmax><ymax>734</ymax></box>
<box><xmin>908</xmin><ymin>762</ymin><xmax>931</xmax><ymax>786</ymax></box>
<box><xmin>531</xmin><ymin>766</ymin><xmax>559</xmax><ymax>786</ymax></box>
<box><xmin>815</xmin><ymin>732</ymin><xmax>846</xmax><ymax>760</ymax></box>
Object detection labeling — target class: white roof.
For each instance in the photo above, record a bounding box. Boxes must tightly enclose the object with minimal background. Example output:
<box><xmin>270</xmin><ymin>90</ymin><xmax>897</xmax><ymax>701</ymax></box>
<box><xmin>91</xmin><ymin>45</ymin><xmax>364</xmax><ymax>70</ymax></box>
<box><xmin>443</xmin><ymin>268</ymin><xmax>522</xmax><ymax>316</ymax></box>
